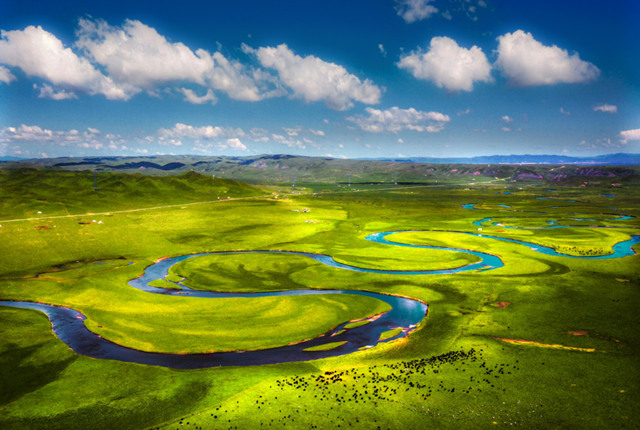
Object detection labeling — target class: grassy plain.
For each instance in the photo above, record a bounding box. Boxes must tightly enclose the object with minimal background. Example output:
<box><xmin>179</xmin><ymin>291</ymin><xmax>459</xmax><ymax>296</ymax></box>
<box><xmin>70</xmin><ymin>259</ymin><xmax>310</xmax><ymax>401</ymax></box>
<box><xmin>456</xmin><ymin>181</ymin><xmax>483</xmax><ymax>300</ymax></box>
<box><xmin>0</xmin><ymin>169</ymin><xmax>638</xmax><ymax>429</ymax></box>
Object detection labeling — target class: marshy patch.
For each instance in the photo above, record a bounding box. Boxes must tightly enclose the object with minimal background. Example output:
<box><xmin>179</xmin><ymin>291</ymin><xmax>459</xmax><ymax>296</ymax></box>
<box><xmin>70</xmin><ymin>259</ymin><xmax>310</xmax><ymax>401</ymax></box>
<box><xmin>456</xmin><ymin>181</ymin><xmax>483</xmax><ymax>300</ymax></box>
<box><xmin>493</xmin><ymin>337</ymin><xmax>597</xmax><ymax>352</ymax></box>
<box><xmin>568</xmin><ymin>330</ymin><xmax>588</xmax><ymax>336</ymax></box>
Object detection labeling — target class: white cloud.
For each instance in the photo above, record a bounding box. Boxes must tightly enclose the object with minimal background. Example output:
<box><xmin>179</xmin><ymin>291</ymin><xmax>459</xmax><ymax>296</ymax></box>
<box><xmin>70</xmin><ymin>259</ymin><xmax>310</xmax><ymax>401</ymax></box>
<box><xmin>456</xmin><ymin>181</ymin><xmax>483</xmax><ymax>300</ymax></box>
<box><xmin>158</xmin><ymin>123</ymin><xmax>245</xmax><ymax>141</ymax></box>
<box><xmin>0</xmin><ymin>25</ymin><xmax>131</xmax><ymax>99</ymax></box>
<box><xmin>593</xmin><ymin>104</ymin><xmax>617</xmax><ymax>113</ymax></box>
<box><xmin>580</xmin><ymin>137</ymin><xmax>625</xmax><ymax>150</ymax></box>
<box><xmin>495</xmin><ymin>30</ymin><xmax>600</xmax><ymax>86</ymax></box>
<box><xmin>501</xmin><ymin>127</ymin><xmax>511</xmax><ymax>132</ymax></box>
<box><xmin>76</xmin><ymin>18</ymin><xmax>269</xmax><ymax>102</ymax></box>
<box><xmin>179</xmin><ymin>88</ymin><xmax>217</xmax><ymax>105</ymax></box>
<box><xmin>560</xmin><ymin>107</ymin><xmax>571</xmax><ymax>115</ymax></box>
<box><xmin>501</xmin><ymin>115</ymin><xmax>514</xmax><ymax>123</ymax></box>
<box><xmin>159</xmin><ymin>139</ymin><xmax>183</xmax><ymax>146</ymax></box>
<box><xmin>620</xmin><ymin>129</ymin><xmax>640</xmax><ymax>144</ymax></box>
<box><xmin>244</xmin><ymin>43</ymin><xmax>381</xmax><ymax>110</ymax></box>
<box><xmin>348</xmin><ymin>106</ymin><xmax>450</xmax><ymax>133</ymax></box>
<box><xmin>222</xmin><ymin>138</ymin><xmax>247</xmax><ymax>151</ymax></box>
<box><xmin>0</xmin><ymin>124</ymin><xmax>106</xmax><ymax>149</ymax></box>
<box><xmin>283</xmin><ymin>127</ymin><xmax>301</xmax><ymax>136</ymax></box>
<box><xmin>271</xmin><ymin>133</ymin><xmax>306</xmax><ymax>149</ymax></box>
<box><xmin>165</xmin><ymin>131</ymin><xmax>248</xmax><ymax>153</ymax></box>
<box><xmin>207</xmin><ymin>51</ymin><xmax>280</xmax><ymax>101</ymax></box>
<box><xmin>79</xmin><ymin>141</ymin><xmax>104</xmax><ymax>150</ymax></box>
<box><xmin>34</xmin><ymin>83</ymin><xmax>77</xmax><ymax>100</ymax></box>
<box><xmin>0</xmin><ymin>65</ymin><xmax>15</xmax><ymax>84</ymax></box>
<box><xmin>310</xmin><ymin>129</ymin><xmax>325</xmax><ymax>136</ymax></box>
<box><xmin>0</xmin><ymin>124</ymin><xmax>54</xmax><ymax>142</ymax></box>
<box><xmin>75</xmin><ymin>18</ymin><xmax>209</xmax><ymax>88</ymax></box>
<box><xmin>378</xmin><ymin>44</ymin><xmax>387</xmax><ymax>57</ymax></box>
<box><xmin>395</xmin><ymin>0</ymin><xmax>439</xmax><ymax>23</ymax></box>
<box><xmin>457</xmin><ymin>108</ymin><xmax>472</xmax><ymax>116</ymax></box>
<box><xmin>398</xmin><ymin>36</ymin><xmax>492</xmax><ymax>92</ymax></box>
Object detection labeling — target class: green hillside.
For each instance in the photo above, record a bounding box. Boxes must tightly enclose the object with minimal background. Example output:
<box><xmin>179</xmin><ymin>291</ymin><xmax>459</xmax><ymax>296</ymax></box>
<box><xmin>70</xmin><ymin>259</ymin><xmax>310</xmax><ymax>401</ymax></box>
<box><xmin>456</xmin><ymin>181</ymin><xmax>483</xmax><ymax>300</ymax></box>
<box><xmin>5</xmin><ymin>154</ymin><xmax>639</xmax><ymax>187</ymax></box>
<box><xmin>0</xmin><ymin>169</ymin><xmax>265</xmax><ymax>220</ymax></box>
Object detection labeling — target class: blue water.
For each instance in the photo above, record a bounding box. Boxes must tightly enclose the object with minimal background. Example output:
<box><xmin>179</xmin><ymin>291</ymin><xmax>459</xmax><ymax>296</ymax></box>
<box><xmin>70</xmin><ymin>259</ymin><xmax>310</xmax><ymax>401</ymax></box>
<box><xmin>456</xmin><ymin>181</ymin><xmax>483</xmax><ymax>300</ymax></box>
<box><xmin>476</xmin><ymin>214</ymin><xmax>635</xmax><ymax>233</ymax></box>
<box><xmin>2</xmin><ymin>206</ymin><xmax>638</xmax><ymax>368</ymax></box>
<box><xmin>457</xmin><ymin>232</ymin><xmax>640</xmax><ymax>259</ymax></box>
<box><xmin>0</xmin><ymin>288</ymin><xmax>427</xmax><ymax>369</ymax></box>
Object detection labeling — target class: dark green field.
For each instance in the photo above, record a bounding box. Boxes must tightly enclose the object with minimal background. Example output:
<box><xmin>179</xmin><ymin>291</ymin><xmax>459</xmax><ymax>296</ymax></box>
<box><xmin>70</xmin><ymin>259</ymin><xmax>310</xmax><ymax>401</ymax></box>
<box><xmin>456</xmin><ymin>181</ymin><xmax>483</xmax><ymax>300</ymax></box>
<box><xmin>0</xmin><ymin>168</ymin><xmax>638</xmax><ymax>429</ymax></box>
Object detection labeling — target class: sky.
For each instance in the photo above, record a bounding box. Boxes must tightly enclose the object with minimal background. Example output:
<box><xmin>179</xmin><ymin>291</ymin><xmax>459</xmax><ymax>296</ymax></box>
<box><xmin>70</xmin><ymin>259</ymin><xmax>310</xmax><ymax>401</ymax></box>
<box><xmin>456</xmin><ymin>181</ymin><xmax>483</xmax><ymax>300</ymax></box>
<box><xmin>0</xmin><ymin>0</ymin><xmax>638</xmax><ymax>160</ymax></box>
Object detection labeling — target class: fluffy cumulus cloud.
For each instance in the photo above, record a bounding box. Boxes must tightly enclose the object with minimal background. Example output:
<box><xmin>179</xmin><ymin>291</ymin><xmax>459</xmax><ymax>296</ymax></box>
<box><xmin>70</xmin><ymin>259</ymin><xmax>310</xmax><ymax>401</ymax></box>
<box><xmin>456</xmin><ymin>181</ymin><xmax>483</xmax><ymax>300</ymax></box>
<box><xmin>0</xmin><ymin>18</ymin><xmax>283</xmax><ymax>103</ymax></box>
<box><xmin>395</xmin><ymin>0</ymin><xmax>438</xmax><ymax>23</ymax></box>
<box><xmin>495</xmin><ymin>30</ymin><xmax>600</xmax><ymax>86</ymax></box>
<box><xmin>0</xmin><ymin>25</ymin><xmax>131</xmax><ymax>99</ymax></box>
<box><xmin>156</xmin><ymin>123</ymin><xmax>248</xmax><ymax>152</ymax></box>
<box><xmin>35</xmin><ymin>83</ymin><xmax>77</xmax><ymax>100</ymax></box>
<box><xmin>75</xmin><ymin>19</ymin><xmax>209</xmax><ymax>89</ymax></box>
<box><xmin>398</xmin><ymin>37</ymin><xmax>492</xmax><ymax>92</ymax></box>
<box><xmin>593</xmin><ymin>103</ymin><xmax>617</xmax><ymax>113</ymax></box>
<box><xmin>0</xmin><ymin>124</ymin><xmax>109</xmax><ymax>150</ymax></box>
<box><xmin>179</xmin><ymin>88</ymin><xmax>217</xmax><ymax>105</ymax></box>
<box><xmin>0</xmin><ymin>65</ymin><xmax>15</xmax><ymax>84</ymax></box>
<box><xmin>158</xmin><ymin>123</ymin><xmax>245</xmax><ymax>141</ymax></box>
<box><xmin>244</xmin><ymin>43</ymin><xmax>381</xmax><ymax>110</ymax></box>
<box><xmin>248</xmin><ymin>127</ymin><xmax>316</xmax><ymax>149</ymax></box>
<box><xmin>348</xmin><ymin>106</ymin><xmax>450</xmax><ymax>133</ymax></box>
<box><xmin>221</xmin><ymin>138</ymin><xmax>247</xmax><ymax>151</ymax></box>
<box><xmin>153</xmin><ymin>122</ymin><xmax>323</xmax><ymax>152</ymax></box>
<box><xmin>620</xmin><ymin>129</ymin><xmax>640</xmax><ymax>144</ymax></box>
<box><xmin>75</xmin><ymin>18</ymin><xmax>269</xmax><ymax>101</ymax></box>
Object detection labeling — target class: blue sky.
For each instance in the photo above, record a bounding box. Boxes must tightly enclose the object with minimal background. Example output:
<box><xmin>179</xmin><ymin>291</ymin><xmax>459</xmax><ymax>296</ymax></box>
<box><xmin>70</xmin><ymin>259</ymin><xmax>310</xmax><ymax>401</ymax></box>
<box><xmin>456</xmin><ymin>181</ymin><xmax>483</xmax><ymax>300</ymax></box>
<box><xmin>0</xmin><ymin>0</ymin><xmax>638</xmax><ymax>159</ymax></box>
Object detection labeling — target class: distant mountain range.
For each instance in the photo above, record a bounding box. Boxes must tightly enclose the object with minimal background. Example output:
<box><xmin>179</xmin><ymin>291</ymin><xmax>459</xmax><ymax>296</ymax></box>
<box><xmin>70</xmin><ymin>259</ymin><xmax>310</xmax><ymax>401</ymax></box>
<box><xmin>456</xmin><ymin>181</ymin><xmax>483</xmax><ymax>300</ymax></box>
<box><xmin>0</xmin><ymin>156</ymin><xmax>26</xmax><ymax>162</ymax></box>
<box><xmin>2</xmin><ymin>153</ymin><xmax>638</xmax><ymax>165</ymax></box>
<box><xmin>2</xmin><ymin>153</ymin><xmax>638</xmax><ymax>185</ymax></box>
<box><xmin>363</xmin><ymin>153</ymin><xmax>640</xmax><ymax>165</ymax></box>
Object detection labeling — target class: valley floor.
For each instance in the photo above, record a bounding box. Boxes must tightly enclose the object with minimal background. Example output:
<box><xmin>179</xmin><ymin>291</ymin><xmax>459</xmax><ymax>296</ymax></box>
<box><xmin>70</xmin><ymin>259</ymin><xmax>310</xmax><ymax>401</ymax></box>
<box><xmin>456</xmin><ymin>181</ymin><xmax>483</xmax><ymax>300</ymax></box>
<box><xmin>0</xmin><ymin>174</ymin><xmax>638</xmax><ymax>429</ymax></box>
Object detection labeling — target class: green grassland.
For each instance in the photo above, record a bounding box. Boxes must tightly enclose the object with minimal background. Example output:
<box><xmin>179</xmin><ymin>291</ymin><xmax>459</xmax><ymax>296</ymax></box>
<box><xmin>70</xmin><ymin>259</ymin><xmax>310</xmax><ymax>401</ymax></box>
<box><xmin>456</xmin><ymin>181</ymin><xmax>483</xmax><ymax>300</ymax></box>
<box><xmin>0</xmin><ymin>169</ymin><xmax>638</xmax><ymax>429</ymax></box>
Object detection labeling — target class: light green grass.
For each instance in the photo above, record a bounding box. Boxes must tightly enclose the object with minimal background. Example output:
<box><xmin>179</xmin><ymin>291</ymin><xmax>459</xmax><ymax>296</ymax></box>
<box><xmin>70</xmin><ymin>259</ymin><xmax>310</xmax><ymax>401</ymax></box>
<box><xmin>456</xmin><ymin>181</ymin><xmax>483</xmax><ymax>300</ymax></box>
<box><xmin>148</xmin><ymin>279</ymin><xmax>181</xmax><ymax>290</ymax></box>
<box><xmin>0</xmin><ymin>170</ymin><xmax>638</xmax><ymax>429</ymax></box>
<box><xmin>379</xmin><ymin>328</ymin><xmax>403</xmax><ymax>341</ymax></box>
<box><xmin>302</xmin><ymin>341</ymin><xmax>347</xmax><ymax>352</ymax></box>
<box><xmin>82</xmin><ymin>293</ymin><xmax>390</xmax><ymax>353</ymax></box>
<box><xmin>344</xmin><ymin>320</ymin><xmax>371</xmax><ymax>329</ymax></box>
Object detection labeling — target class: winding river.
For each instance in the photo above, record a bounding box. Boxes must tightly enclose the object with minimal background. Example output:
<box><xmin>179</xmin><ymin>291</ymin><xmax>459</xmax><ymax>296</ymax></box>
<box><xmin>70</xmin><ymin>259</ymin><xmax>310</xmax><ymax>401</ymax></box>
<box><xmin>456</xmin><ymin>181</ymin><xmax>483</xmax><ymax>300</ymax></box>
<box><xmin>1</xmin><ymin>210</ymin><xmax>638</xmax><ymax>368</ymax></box>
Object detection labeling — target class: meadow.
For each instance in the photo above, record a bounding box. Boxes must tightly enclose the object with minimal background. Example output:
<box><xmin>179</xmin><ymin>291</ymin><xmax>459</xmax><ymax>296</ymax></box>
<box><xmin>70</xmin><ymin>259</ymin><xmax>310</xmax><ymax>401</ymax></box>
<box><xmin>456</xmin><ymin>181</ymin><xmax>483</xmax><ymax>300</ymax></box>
<box><xmin>0</xmin><ymin>168</ymin><xmax>638</xmax><ymax>429</ymax></box>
